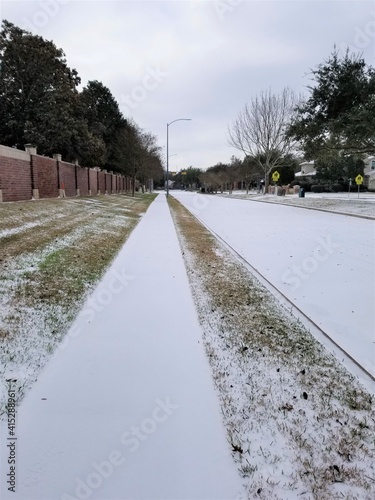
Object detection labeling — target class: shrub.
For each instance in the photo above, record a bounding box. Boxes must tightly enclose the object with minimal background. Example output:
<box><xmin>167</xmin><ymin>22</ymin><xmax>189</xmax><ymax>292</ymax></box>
<box><xmin>299</xmin><ymin>181</ymin><xmax>312</xmax><ymax>192</ymax></box>
<box><xmin>331</xmin><ymin>184</ymin><xmax>343</xmax><ymax>192</ymax></box>
<box><xmin>311</xmin><ymin>185</ymin><xmax>325</xmax><ymax>193</ymax></box>
<box><xmin>289</xmin><ymin>180</ymin><xmax>313</xmax><ymax>191</ymax></box>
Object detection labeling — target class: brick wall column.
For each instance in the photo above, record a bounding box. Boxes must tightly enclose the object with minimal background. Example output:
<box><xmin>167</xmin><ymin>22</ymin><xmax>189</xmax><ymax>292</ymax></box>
<box><xmin>53</xmin><ymin>154</ymin><xmax>64</xmax><ymax>197</ymax></box>
<box><xmin>88</xmin><ymin>168</ymin><xmax>91</xmax><ymax>196</ymax></box>
<box><xmin>25</xmin><ymin>144</ymin><xmax>39</xmax><ymax>199</ymax></box>
<box><xmin>74</xmin><ymin>160</ymin><xmax>80</xmax><ymax>196</ymax></box>
<box><xmin>109</xmin><ymin>171</ymin><xmax>113</xmax><ymax>194</ymax></box>
<box><xmin>29</xmin><ymin>155</ymin><xmax>40</xmax><ymax>199</ymax></box>
<box><xmin>104</xmin><ymin>170</ymin><xmax>108</xmax><ymax>195</ymax></box>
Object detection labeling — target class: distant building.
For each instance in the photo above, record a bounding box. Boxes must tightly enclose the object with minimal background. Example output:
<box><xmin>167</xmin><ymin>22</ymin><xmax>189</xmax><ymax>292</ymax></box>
<box><xmin>165</xmin><ymin>179</ymin><xmax>175</xmax><ymax>189</ymax></box>
<box><xmin>364</xmin><ymin>155</ymin><xmax>375</xmax><ymax>190</ymax></box>
<box><xmin>295</xmin><ymin>161</ymin><xmax>316</xmax><ymax>179</ymax></box>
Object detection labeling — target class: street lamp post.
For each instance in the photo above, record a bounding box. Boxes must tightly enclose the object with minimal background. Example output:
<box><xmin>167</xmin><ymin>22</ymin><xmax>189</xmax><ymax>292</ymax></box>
<box><xmin>166</xmin><ymin>118</ymin><xmax>191</xmax><ymax>198</ymax></box>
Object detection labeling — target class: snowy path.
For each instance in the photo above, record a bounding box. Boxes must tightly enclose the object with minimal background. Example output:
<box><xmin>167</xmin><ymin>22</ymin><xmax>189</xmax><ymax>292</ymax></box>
<box><xmin>1</xmin><ymin>194</ymin><xmax>242</xmax><ymax>500</ymax></box>
<box><xmin>172</xmin><ymin>192</ymin><xmax>375</xmax><ymax>381</ymax></box>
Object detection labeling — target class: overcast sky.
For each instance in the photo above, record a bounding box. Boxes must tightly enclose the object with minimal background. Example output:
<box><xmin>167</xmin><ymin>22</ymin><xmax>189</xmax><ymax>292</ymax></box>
<box><xmin>1</xmin><ymin>1</ymin><xmax>374</xmax><ymax>171</ymax></box>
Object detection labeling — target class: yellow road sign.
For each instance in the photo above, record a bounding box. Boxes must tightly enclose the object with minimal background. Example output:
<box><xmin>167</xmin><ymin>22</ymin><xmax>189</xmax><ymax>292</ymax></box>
<box><xmin>272</xmin><ymin>171</ymin><xmax>280</xmax><ymax>182</ymax></box>
<box><xmin>355</xmin><ymin>174</ymin><xmax>363</xmax><ymax>185</ymax></box>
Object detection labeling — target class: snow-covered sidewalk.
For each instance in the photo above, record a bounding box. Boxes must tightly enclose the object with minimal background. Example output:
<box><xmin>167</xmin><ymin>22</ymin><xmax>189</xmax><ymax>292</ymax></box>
<box><xmin>1</xmin><ymin>194</ymin><xmax>242</xmax><ymax>500</ymax></box>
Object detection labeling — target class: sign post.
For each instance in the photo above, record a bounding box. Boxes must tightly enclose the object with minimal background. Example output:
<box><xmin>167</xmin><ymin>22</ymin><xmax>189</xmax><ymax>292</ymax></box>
<box><xmin>355</xmin><ymin>174</ymin><xmax>363</xmax><ymax>199</ymax></box>
<box><xmin>272</xmin><ymin>171</ymin><xmax>280</xmax><ymax>196</ymax></box>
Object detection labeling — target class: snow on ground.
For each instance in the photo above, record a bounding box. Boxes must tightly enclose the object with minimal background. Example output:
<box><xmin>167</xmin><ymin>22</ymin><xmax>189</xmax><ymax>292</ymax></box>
<box><xmin>172</xmin><ymin>191</ymin><xmax>375</xmax><ymax>380</ymax></box>
<box><xmin>169</xmin><ymin>197</ymin><xmax>375</xmax><ymax>499</ymax></box>
<box><xmin>0</xmin><ymin>194</ymin><xmax>243</xmax><ymax>500</ymax></box>
<box><xmin>0</xmin><ymin>195</ymin><xmax>157</xmax><ymax>421</ymax></box>
<box><xmin>0</xmin><ymin>213</ymin><xmax>67</xmax><ymax>239</ymax></box>
<box><xmin>220</xmin><ymin>191</ymin><xmax>375</xmax><ymax>218</ymax></box>
<box><xmin>0</xmin><ymin>217</ymin><xmax>129</xmax><ymax>416</ymax></box>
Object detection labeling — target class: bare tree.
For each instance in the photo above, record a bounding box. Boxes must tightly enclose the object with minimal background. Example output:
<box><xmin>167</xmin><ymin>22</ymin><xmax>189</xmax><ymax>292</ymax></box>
<box><xmin>227</xmin><ymin>156</ymin><xmax>241</xmax><ymax>193</ymax></box>
<box><xmin>199</xmin><ymin>170</ymin><xmax>220</xmax><ymax>193</ymax></box>
<box><xmin>240</xmin><ymin>156</ymin><xmax>264</xmax><ymax>194</ymax></box>
<box><xmin>137</xmin><ymin>131</ymin><xmax>163</xmax><ymax>193</ymax></box>
<box><xmin>228</xmin><ymin>88</ymin><xmax>298</xmax><ymax>192</ymax></box>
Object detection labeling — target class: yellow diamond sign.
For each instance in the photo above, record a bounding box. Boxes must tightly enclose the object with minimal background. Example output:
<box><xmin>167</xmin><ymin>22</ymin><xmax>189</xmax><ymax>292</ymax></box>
<box><xmin>272</xmin><ymin>171</ymin><xmax>280</xmax><ymax>182</ymax></box>
<box><xmin>355</xmin><ymin>174</ymin><xmax>363</xmax><ymax>185</ymax></box>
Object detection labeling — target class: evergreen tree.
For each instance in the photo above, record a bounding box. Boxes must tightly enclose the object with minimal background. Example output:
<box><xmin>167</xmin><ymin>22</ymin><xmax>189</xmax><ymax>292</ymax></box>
<box><xmin>0</xmin><ymin>21</ymin><xmax>99</xmax><ymax>160</ymax></box>
<box><xmin>79</xmin><ymin>80</ymin><xmax>126</xmax><ymax>167</ymax></box>
<box><xmin>288</xmin><ymin>48</ymin><xmax>375</xmax><ymax>158</ymax></box>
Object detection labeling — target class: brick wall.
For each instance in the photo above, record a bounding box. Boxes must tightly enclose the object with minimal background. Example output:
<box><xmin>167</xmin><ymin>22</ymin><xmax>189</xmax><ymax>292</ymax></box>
<box><xmin>33</xmin><ymin>156</ymin><xmax>58</xmax><ymax>198</ymax></box>
<box><xmin>0</xmin><ymin>155</ymin><xmax>32</xmax><ymax>202</ymax></box>
<box><xmin>59</xmin><ymin>161</ymin><xmax>76</xmax><ymax>197</ymax></box>
<box><xmin>77</xmin><ymin>166</ymin><xmax>89</xmax><ymax>196</ymax></box>
<box><xmin>98</xmin><ymin>171</ymin><xmax>106</xmax><ymax>194</ymax></box>
<box><xmin>106</xmin><ymin>173</ymin><xmax>112</xmax><ymax>194</ymax></box>
<box><xmin>89</xmin><ymin>169</ymin><xmax>98</xmax><ymax>195</ymax></box>
<box><xmin>0</xmin><ymin>145</ymin><xmax>131</xmax><ymax>202</ymax></box>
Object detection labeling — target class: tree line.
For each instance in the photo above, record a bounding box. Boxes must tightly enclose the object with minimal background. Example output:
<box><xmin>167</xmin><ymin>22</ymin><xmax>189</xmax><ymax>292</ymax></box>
<box><xmin>173</xmin><ymin>48</ymin><xmax>373</xmax><ymax>194</ymax></box>
<box><xmin>226</xmin><ymin>48</ymin><xmax>373</xmax><ymax>191</ymax></box>
<box><xmin>173</xmin><ymin>155</ymin><xmax>298</xmax><ymax>193</ymax></box>
<box><xmin>0</xmin><ymin>20</ymin><xmax>164</xmax><ymax>186</ymax></box>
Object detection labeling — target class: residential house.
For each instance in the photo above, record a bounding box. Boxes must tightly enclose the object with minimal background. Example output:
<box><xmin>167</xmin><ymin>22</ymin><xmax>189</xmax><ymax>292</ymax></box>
<box><xmin>364</xmin><ymin>155</ymin><xmax>375</xmax><ymax>190</ymax></box>
<box><xmin>295</xmin><ymin>161</ymin><xmax>316</xmax><ymax>179</ymax></box>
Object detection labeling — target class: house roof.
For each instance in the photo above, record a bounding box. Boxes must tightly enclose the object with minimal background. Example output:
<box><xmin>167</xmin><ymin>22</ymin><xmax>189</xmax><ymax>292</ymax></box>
<box><xmin>295</xmin><ymin>170</ymin><xmax>316</xmax><ymax>177</ymax></box>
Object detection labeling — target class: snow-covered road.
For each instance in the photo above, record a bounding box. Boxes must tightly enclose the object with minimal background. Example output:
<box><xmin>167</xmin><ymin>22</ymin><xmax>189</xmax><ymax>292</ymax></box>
<box><xmin>172</xmin><ymin>191</ymin><xmax>375</xmax><ymax>379</ymax></box>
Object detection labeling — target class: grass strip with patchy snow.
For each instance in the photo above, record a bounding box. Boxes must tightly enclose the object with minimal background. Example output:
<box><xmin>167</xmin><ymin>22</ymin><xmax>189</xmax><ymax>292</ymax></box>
<box><xmin>169</xmin><ymin>196</ymin><xmax>375</xmax><ymax>500</ymax></box>
<box><xmin>0</xmin><ymin>194</ymin><xmax>156</xmax><ymax>417</ymax></box>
